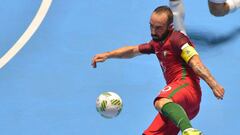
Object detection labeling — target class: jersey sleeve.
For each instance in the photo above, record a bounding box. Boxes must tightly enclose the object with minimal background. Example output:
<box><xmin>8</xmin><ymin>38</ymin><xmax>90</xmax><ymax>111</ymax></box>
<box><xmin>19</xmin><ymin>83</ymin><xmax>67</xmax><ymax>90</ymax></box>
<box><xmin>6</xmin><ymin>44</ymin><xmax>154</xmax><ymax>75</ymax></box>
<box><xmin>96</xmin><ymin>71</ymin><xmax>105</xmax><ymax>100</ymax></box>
<box><xmin>138</xmin><ymin>41</ymin><xmax>155</xmax><ymax>54</ymax></box>
<box><xmin>171</xmin><ymin>32</ymin><xmax>198</xmax><ymax>63</ymax></box>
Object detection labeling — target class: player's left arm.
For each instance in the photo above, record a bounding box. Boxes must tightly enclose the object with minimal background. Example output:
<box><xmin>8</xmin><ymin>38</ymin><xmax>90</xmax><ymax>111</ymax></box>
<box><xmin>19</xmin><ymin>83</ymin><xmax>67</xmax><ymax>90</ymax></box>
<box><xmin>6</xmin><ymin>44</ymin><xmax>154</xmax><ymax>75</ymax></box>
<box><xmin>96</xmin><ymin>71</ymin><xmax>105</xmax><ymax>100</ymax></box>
<box><xmin>181</xmin><ymin>44</ymin><xmax>225</xmax><ymax>100</ymax></box>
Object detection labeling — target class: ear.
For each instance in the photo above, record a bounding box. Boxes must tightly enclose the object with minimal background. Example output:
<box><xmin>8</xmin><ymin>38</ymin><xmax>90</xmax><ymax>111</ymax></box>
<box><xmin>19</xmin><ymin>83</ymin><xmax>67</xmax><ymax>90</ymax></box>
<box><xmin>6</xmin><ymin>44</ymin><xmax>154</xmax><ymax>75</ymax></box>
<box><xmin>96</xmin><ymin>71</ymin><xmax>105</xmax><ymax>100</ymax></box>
<box><xmin>168</xmin><ymin>23</ymin><xmax>174</xmax><ymax>30</ymax></box>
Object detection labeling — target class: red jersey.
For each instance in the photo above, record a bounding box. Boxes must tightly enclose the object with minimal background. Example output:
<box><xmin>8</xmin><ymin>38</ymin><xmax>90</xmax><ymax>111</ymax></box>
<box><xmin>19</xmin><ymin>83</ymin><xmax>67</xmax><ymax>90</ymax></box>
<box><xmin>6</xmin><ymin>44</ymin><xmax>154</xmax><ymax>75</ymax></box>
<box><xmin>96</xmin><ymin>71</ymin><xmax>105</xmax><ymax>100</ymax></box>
<box><xmin>139</xmin><ymin>30</ymin><xmax>200</xmax><ymax>85</ymax></box>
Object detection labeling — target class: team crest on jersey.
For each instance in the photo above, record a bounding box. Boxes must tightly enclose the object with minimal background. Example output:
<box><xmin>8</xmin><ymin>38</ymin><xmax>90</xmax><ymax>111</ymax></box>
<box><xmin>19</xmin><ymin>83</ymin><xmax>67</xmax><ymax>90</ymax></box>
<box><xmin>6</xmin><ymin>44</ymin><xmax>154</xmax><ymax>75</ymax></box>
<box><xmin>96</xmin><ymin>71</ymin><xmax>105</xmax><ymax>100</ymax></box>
<box><xmin>163</xmin><ymin>50</ymin><xmax>168</xmax><ymax>58</ymax></box>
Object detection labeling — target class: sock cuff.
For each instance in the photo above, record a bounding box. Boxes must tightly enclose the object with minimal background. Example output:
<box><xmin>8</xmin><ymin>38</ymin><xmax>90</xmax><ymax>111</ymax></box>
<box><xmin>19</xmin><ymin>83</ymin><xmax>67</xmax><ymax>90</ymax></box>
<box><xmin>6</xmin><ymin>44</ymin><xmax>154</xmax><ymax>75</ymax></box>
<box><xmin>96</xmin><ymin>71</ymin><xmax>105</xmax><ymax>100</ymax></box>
<box><xmin>227</xmin><ymin>0</ymin><xmax>236</xmax><ymax>12</ymax></box>
<box><xmin>209</xmin><ymin>0</ymin><xmax>226</xmax><ymax>3</ymax></box>
<box><xmin>227</xmin><ymin>0</ymin><xmax>240</xmax><ymax>12</ymax></box>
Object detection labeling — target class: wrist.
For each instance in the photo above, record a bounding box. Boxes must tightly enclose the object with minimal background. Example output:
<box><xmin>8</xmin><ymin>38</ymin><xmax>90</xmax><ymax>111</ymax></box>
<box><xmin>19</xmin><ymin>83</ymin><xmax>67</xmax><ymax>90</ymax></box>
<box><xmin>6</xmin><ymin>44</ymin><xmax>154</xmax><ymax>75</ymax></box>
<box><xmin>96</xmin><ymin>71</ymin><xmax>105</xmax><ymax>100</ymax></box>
<box><xmin>105</xmin><ymin>52</ymin><xmax>112</xmax><ymax>59</ymax></box>
<box><xmin>209</xmin><ymin>80</ymin><xmax>217</xmax><ymax>89</ymax></box>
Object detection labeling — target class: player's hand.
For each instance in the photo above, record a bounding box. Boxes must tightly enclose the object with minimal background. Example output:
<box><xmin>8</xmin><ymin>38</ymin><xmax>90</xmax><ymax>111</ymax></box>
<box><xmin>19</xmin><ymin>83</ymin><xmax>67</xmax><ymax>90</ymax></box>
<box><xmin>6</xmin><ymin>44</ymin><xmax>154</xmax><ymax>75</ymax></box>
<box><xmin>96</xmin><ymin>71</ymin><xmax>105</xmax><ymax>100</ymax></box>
<box><xmin>211</xmin><ymin>83</ymin><xmax>225</xmax><ymax>100</ymax></box>
<box><xmin>91</xmin><ymin>53</ymin><xmax>109</xmax><ymax>68</ymax></box>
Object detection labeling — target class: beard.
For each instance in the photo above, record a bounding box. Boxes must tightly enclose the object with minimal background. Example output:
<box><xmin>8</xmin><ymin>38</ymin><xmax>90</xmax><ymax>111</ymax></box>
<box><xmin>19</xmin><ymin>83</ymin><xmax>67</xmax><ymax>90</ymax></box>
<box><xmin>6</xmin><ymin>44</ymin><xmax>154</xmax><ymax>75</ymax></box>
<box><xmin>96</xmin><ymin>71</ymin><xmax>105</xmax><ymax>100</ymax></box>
<box><xmin>151</xmin><ymin>30</ymin><xmax>169</xmax><ymax>42</ymax></box>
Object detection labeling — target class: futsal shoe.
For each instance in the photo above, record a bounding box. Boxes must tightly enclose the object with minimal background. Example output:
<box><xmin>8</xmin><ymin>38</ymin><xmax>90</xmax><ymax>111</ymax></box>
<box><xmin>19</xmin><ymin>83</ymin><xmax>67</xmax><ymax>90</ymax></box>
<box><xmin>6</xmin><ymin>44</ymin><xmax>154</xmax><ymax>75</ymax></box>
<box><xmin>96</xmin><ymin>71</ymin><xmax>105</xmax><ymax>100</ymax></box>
<box><xmin>182</xmin><ymin>128</ymin><xmax>202</xmax><ymax>135</ymax></box>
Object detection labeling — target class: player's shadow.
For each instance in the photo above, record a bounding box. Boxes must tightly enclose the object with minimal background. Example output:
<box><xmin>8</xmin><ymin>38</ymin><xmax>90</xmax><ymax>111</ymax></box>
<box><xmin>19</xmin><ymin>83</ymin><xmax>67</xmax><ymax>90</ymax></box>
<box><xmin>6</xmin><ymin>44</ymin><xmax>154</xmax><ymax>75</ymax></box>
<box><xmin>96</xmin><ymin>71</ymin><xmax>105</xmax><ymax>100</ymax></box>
<box><xmin>187</xmin><ymin>26</ymin><xmax>240</xmax><ymax>51</ymax></box>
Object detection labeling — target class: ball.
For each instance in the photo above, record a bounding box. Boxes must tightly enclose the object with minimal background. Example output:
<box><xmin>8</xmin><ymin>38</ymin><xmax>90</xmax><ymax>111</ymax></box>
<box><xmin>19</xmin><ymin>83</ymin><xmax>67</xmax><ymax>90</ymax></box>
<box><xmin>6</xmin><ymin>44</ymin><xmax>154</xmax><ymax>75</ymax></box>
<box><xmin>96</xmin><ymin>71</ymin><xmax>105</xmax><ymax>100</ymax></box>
<box><xmin>96</xmin><ymin>92</ymin><xmax>123</xmax><ymax>118</ymax></box>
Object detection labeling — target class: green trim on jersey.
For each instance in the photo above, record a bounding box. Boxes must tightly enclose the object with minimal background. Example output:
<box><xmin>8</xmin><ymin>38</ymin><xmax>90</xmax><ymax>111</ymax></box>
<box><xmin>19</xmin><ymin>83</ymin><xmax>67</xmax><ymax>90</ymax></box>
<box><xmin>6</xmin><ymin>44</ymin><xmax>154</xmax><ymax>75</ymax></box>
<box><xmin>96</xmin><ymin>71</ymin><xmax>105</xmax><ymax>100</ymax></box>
<box><xmin>168</xmin><ymin>83</ymin><xmax>189</xmax><ymax>98</ymax></box>
<box><xmin>181</xmin><ymin>64</ymin><xmax>187</xmax><ymax>80</ymax></box>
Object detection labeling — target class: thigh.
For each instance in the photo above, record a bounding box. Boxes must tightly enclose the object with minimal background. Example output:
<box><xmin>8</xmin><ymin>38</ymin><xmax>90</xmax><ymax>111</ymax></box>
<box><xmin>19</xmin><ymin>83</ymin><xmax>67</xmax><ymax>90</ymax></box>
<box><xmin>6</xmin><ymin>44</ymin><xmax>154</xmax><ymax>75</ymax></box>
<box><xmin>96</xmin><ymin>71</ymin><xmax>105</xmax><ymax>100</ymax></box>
<box><xmin>154</xmin><ymin>81</ymin><xmax>201</xmax><ymax>119</ymax></box>
<box><xmin>170</xmin><ymin>83</ymin><xmax>201</xmax><ymax>119</ymax></box>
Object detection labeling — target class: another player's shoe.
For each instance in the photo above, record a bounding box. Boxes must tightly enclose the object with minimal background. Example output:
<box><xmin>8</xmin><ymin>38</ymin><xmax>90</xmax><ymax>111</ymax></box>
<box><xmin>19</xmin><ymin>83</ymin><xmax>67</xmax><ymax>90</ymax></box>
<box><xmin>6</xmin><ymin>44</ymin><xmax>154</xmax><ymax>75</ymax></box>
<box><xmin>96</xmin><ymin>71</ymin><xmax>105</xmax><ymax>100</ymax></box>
<box><xmin>182</xmin><ymin>128</ymin><xmax>203</xmax><ymax>135</ymax></box>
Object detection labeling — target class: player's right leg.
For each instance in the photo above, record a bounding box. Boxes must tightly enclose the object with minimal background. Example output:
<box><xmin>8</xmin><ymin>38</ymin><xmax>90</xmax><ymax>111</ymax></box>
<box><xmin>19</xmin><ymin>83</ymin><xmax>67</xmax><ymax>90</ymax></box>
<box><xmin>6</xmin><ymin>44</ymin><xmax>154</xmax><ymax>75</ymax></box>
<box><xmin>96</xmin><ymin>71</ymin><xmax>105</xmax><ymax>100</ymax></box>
<box><xmin>208</xmin><ymin>0</ymin><xmax>240</xmax><ymax>16</ymax></box>
<box><xmin>169</xmin><ymin>0</ymin><xmax>187</xmax><ymax>35</ymax></box>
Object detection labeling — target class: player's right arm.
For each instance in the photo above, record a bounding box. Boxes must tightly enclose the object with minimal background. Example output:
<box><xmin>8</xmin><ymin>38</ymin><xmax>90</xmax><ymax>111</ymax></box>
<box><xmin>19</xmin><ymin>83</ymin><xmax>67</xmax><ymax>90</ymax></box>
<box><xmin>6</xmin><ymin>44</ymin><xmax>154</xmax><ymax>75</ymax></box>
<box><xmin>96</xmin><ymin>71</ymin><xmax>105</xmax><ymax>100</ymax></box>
<box><xmin>91</xmin><ymin>46</ymin><xmax>141</xmax><ymax>68</ymax></box>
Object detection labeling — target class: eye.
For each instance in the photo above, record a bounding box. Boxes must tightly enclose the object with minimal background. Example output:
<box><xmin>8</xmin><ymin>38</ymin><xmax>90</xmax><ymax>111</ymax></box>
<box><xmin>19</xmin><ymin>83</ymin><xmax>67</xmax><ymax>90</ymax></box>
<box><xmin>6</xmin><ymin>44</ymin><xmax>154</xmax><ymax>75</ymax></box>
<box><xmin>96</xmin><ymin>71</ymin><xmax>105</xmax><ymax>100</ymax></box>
<box><xmin>150</xmin><ymin>24</ymin><xmax>153</xmax><ymax>28</ymax></box>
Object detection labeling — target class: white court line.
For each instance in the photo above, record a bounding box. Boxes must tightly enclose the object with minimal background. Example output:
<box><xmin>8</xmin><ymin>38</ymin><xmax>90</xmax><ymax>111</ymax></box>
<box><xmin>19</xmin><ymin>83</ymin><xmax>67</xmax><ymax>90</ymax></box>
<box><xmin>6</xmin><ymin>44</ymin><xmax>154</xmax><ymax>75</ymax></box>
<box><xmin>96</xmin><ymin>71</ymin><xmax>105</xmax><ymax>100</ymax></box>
<box><xmin>0</xmin><ymin>0</ymin><xmax>52</xmax><ymax>69</ymax></box>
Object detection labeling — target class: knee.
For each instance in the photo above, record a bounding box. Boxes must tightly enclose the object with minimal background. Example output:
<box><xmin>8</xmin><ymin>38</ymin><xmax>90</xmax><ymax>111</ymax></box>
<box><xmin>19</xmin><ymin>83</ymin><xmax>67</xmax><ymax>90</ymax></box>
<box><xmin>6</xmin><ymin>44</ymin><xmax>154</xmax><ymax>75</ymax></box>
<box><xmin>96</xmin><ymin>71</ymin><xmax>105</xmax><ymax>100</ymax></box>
<box><xmin>154</xmin><ymin>98</ymin><xmax>173</xmax><ymax>111</ymax></box>
<box><xmin>208</xmin><ymin>1</ymin><xmax>229</xmax><ymax>16</ymax></box>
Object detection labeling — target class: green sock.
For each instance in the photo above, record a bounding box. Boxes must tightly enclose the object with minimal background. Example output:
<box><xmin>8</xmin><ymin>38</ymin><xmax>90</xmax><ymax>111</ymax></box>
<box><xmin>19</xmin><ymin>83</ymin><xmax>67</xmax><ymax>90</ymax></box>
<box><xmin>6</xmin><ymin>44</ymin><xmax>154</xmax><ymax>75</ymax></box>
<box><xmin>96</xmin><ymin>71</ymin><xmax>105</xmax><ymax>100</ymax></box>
<box><xmin>161</xmin><ymin>102</ymin><xmax>192</xmax><ymax>132</ymax></box>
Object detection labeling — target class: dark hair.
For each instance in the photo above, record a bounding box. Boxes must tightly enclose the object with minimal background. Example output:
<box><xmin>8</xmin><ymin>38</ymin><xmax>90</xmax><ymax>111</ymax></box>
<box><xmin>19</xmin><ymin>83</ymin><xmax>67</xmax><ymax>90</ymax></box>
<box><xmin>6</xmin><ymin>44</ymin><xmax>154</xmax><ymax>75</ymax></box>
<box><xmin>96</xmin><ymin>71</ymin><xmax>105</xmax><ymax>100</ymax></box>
<box><xmin>153</xmin><ymin>6</ymin><xmax>173</xmax><ymax>25</ymax></box>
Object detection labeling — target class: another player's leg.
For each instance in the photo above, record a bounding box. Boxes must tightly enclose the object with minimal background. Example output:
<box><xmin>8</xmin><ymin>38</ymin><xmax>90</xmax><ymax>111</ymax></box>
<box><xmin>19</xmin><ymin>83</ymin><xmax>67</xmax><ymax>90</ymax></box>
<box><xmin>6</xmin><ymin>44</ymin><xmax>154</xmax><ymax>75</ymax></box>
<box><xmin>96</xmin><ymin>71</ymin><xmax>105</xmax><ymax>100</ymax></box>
<box><xmin>154</xmin><ymin>98</ymin><xmax>202</xmax><ymax>135</ymax></box>
<box><xmin>169</xmin><ymin>0</ymin><xmax>187</xmax><ymax>35</ymax></box>
<box><xmin>208</xmin><ymin>0</ymin><xmax>240</xmax><ymax>16</ymax></box>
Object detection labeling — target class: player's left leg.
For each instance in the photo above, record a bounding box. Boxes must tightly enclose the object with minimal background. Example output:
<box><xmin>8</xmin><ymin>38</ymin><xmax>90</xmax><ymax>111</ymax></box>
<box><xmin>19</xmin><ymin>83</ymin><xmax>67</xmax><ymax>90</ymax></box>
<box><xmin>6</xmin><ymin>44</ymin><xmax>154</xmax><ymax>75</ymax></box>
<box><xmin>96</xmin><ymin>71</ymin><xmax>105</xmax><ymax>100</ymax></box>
<box><xmin>152</xmin><ymin>81</ymin><xmax>202</xmax><ymax>134</ymax></box>
<box><xmin>154</xmin><ymin>98</ymin><xmax>202</xmax><ymax>135</ymax></box>
<box><xmin>208</xmin><ymin>0</ymin><xmax>240</xmax><ymax>16</ymax></box>
<box><xmin>154</xmin><ymin>98</ymin><xmax>194</xmax><ymax>133</ymax></box>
